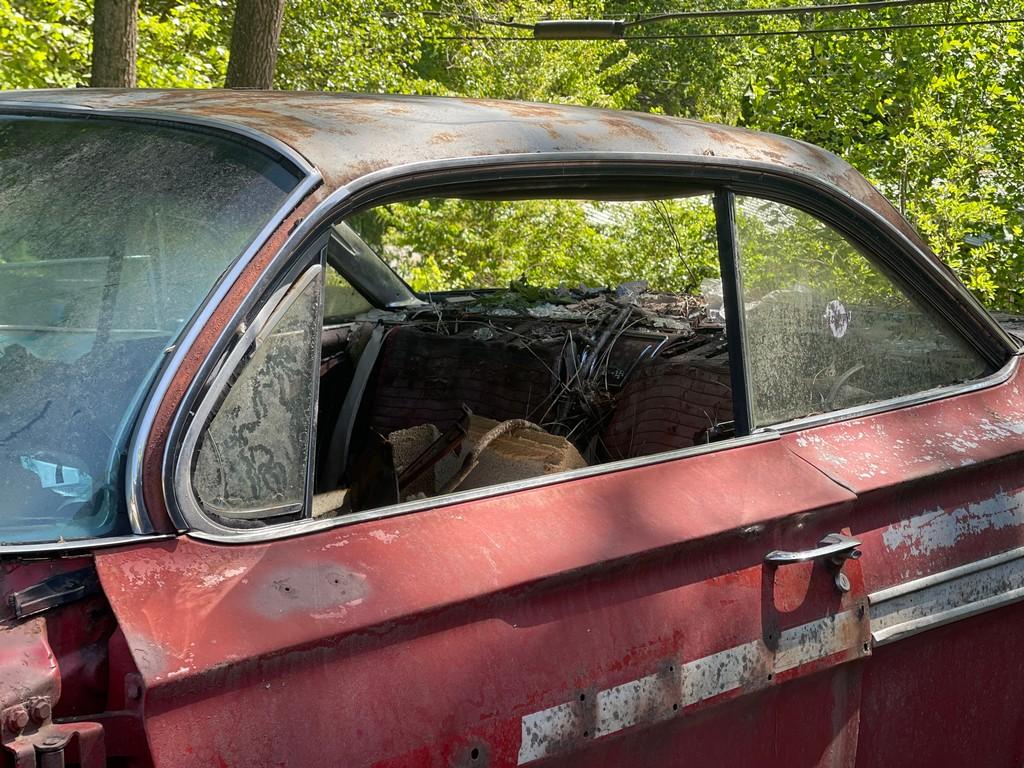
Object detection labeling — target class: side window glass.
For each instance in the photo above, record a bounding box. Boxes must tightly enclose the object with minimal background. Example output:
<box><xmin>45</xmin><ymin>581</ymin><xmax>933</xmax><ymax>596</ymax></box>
<box><xmin>734</xmin><ymin>197</ymin><xmax>990</xmax><ymax>427</ymax></box>
<box><xmin>190</xmin><ymin>267</ymin><xmax>323</xmax><ymax>522</ymax></box>
<box><xmin>324</xmin><ymin>263</ymin><xmax>373</xmax><ymax>320</ymax></box>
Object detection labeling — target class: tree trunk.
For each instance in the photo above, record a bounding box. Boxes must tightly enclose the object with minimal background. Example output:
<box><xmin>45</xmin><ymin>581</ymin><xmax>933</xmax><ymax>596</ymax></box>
<box><xmin>90</xmin><ymin>0</ymin><xmax>138</xmax><ymax>87</ymax></box>
<box><xmin>225</xmin><ymin>0</ymin><xmax>287</xmax><ymax>89</ymax></box>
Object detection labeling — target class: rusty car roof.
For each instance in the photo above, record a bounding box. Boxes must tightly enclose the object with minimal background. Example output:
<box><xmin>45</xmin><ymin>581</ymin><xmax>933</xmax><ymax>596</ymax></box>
<box><xmin>1</xmin><ymin>88</ymin><xmax>880</xmax><ymax>199</ymax></box>
<box><xmin>4</xmin><ymin>90</ymin><xmax>1011</xmax><ymax>336</ymax></box>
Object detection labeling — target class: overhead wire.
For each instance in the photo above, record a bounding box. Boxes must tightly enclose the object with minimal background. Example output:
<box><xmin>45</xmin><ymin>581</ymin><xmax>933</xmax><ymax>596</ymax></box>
<box><xmin>433</xmin><ymin>16</ymin><xmax>1024</xmax><ymax>41</ymax></box>
<box><xmin>429</xmin><ymin>0</ymin><xmax>954</xmax><ymax>27</ymax></box>
<box><xmin>621</xmin><ymin>0</ymin><xmax>951</xmax><ymax>25</ymax></box>
<box><xmin>422</xmin><ymin>10</ymin><xmax>534</xmax><ymax>30</ymax></box>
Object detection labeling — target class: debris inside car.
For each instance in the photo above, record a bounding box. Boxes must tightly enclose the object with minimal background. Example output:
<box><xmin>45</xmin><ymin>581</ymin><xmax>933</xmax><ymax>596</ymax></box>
<box><xmin>313</xmin><ymin>273</ymin><xmax>732</xmax><ymax>516</ymax></box>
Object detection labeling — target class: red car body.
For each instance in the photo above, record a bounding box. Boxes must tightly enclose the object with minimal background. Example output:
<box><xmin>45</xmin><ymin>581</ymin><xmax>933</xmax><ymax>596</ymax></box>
<box><xmin>0</xmin><ymin>90</ymin><xmax>1021</xmax><ymax>768</ymax></box>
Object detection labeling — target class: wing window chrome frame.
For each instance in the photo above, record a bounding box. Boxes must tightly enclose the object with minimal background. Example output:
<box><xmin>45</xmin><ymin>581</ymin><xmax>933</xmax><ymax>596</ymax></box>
<box><xmin>161</xmin><ymin>152</ymin><xmax>1019</xmax><ymax>546</ymax></box>
<box><xmin>173</xmin><ymin>258</ymin><xmax>325</xmax><ymax>537</ymax></box>
<box><xmin>0</xmin><ymin>101</ymin><xmax>323</xmax><ymax>553</ymax></box>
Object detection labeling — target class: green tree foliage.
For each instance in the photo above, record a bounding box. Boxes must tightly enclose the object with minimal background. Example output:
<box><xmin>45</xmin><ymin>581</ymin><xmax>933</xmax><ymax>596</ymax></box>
<box><xmin>353</xmin><ymin>197</ymin><xmax>719</xmax><ymax>293</ymax></box>
<box><xmin>0</xmin><ymin>1</ymin><xmax>90</xmax><ymax>87</ymax></box>
<box><xmin>0</xmin><ymin>0</ymin><xmax>1021</xmax><ymax>309</ymax></box>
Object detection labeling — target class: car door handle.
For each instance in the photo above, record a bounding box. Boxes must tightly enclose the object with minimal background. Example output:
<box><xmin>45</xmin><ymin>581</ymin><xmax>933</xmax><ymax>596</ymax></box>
<box><xmin>764</xmin><ymin>533</ymin><xmax>862</xmax><ymax>567</ymax></box>
<box><xmin>765</xmin><ymin>533</ymin><xmax>862</xmax><ymax>592</ymax></box>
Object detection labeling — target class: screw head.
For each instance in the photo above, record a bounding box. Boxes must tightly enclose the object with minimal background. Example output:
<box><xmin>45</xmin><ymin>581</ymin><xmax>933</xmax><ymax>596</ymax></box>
<box><xmin>29</xmin><ymin>700</ymin><xmax>51</xmax><ymax>723</ymax></box>
<box><xmin>835</xmin><ymin>571</ymin><xmax>851</xmax><ymax>593</ymax></box>
<box><xmin>6</xmin><ymin>706</ymin><xmax>29</xmax><ymax>732</ymax></box>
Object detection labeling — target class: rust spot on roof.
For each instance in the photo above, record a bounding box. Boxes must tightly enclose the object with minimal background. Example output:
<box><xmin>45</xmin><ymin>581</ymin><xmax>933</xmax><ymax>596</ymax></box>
<box><xmin>599</xmin><ymin>114</ymin><xmax>665</xmax><ymax>149</ymax></box>
<box><xmin>184</xmin><ymin>102</ymin><xmax>318</xmax><ymax>141</ymax></box>
<box><xmin>429</xmin><ymin>131</ymin><xmax>461</xmax><ymax>145</ymax></box>
<box><xmin>472</xmin><ymin>98</ymin><xmax>575</xmax><ymax>120</ymax></box>
<box><xmin>0</xmin><ymin>88</ymin><xmax>905</xmax><ymax>228</ymax></box>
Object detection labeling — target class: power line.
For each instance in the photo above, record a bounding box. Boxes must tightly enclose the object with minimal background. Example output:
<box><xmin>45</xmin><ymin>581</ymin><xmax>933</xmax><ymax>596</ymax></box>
<box><xmin>428</xmin><ymin>0</ymin><xmax>952</xmax><ymax>35</ymax></box>
<box><xmin>422</xmin><ymin>10</ymin><xmax>533</xmax><ymax>30</ymax></box>
<box><xmin>630</xmin><ymin>15</ymin><xmax>1024</xmax><ymax>37</ymax></box>
<box><xmin>434</xmin><ymin>16</ymin><xmax>1024</xmax><ymax>42</ymax></box>
<box><xmin>624</xmin><ymin>0</ymin><xmax>950</xmax><ymax>25</ymax></box>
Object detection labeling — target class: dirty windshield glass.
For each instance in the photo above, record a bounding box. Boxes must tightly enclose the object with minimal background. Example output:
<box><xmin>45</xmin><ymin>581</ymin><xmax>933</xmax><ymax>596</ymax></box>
<box><xmin>0</xmin><ymin>116</ymin><xmax>301</xmax><ymax>544</ymax></box>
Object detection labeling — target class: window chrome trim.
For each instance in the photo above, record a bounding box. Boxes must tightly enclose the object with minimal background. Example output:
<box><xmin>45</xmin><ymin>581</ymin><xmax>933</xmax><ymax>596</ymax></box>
<box><xmin>0</xmin><ymin>534</ymin><xmax>175</xmax><ymax>557</ymax></box>
<box><xmin>173</xmin><ymin>265</ymin><xmax>323</xmax><ymax>535</ymax></box>
<box><xmin>759</xmin><ymin>354</ymin><xmax>1020</xmax><ymax>435</ymax></box>
<box><xmin>305</xmin><ymin>152</ymin><xmax>1018</xmax><ymax>358</ymax></box>
<box><xmin>181</xmin><ymin>432</ymin><xmax>780</xmax><ymax>545</ymax></box>
<box><xmin>123</xmin><ymin>171</ymin><xmax>322</xmax><ymax>537</ymax></box>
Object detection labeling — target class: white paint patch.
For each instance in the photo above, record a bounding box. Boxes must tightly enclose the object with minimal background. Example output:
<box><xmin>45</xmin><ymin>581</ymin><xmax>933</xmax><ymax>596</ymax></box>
<box><xmin>517</xmin><ymin>609</ymin><xmax>864</xmax><ymax>764</ymax></box>
<box><xmin>199</xmin><ymin>566</ymin><xmax>248</xmax><ymax>588</ymax></box>
<box><xmin>595</xmin><ymin>670</ymin><xmax>675</xmax><ymax>738</ymax></box>
<box><xmin>368</xmin><ymin>529</ymin><xmax>399</xmax><ymax>544</ymax></box>
<box><xmin>882</xmin><ymin>489</ymin><xmax>1024</xmax><ymax>556</ymax></box>
<box><xmin>824</xmin><ymin>299</ymin><xmax>851</xmax><ymax>338</ymax></box>
<box><xmin>519</xmin><ymin>701</ymin><xmax>586</xmax><ymax>764</ymax></box>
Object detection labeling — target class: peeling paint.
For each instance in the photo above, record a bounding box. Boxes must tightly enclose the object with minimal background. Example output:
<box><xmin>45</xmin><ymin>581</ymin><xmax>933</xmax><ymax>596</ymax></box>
<box><xmin>882</xmin><ymin>489</ymin><xmax>1024</xmax><ymax>556</ymax></box>
<box><xmin>199</xmin><ymin>566</ymin><xmax>248</xmax><ymax>588</ymax></box>
<box><xmin>517</xmin><ymin>609</ymin><xmax>866</xmax><ymax>764</ymax></box>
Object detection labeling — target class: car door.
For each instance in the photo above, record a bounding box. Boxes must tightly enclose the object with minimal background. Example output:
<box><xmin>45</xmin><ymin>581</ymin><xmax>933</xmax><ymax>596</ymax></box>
<box><xmin>94</xmin><ymin>440</ymin><xmax>870</xmax><ymax>767</ymax></box>
<box><xmin>91</xmin><ymin>180</ymin><xmax>880</xmax><ymax>767</ymax></box>
<box><xmin>728</xmin><ymin>193</ymin><xmax>1024</xmax><ymax>766</ymax></box>
<box><xmin>787</xmin><ymin>369</ymin><xmax>1024</xmax><ymax>767</ymax></box>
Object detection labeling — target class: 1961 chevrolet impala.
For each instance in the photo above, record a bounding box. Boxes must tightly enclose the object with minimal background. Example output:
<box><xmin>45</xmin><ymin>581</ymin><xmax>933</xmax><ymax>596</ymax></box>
<box><xmin>0</xmin><ymin>89</ymin><xmax>1021</xmax><ymax>768</ymax></box>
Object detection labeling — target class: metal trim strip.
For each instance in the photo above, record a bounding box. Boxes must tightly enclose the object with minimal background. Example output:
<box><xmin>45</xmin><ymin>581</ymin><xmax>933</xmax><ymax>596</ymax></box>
<box><xmin>182</xmin><ymin>432</ymin><xmax>780</xmax><ymax>545</ymax></box>
<box><xmin>869</xmin><ymin>546</ymin><xmax>1024</xmax><ymax>646</ymax></box>
<box><xmin>0</xmin><ymin>534</ymin><xmax>175</xmax><ymax>557</ymax></box>
<box><xmin>517</xmin><ymin>608</ymin><xmax>866</xmax><ymax>764</ymax></box>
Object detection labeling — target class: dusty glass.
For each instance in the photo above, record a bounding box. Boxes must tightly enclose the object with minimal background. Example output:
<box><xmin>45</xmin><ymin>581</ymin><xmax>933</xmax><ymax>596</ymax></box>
<box><xmin>0</xmin><ymin>116</ymin><xmax>301</xmax><ymax>544</ymax></box>
<box><xmin>192</xmin><ymin>270</ymin><xmax>322</xmax><ymax>522</ymax></box>
<box><xmin>735</xmin><ymin>196</ymin><xmax>990</xmax><ymax>427</ymax></box>
<box><xmin>324</xmin><ymin>263</ymin><xmax>373</xmax><ymax>320</ymax></box>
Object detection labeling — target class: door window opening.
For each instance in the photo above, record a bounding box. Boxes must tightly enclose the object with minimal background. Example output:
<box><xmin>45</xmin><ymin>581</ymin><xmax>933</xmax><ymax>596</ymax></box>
<box><xmin>311</xmin><ymin>193</ymin><xmax>732</xmax><ymax>518</ymax></box>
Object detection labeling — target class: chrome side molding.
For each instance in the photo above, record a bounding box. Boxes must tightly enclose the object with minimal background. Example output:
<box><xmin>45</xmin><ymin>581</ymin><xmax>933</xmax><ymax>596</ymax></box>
<box><xmin>869</xmin><ymin>545</ymin><xmax>1024</xmax><ymax>646</ymax></box>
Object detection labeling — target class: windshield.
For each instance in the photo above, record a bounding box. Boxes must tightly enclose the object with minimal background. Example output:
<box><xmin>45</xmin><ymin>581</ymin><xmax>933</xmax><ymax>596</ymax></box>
<box><xmin>0</xmin><ymin>115</ymin><xmax>302</xmax><ymax>545</ymax></box>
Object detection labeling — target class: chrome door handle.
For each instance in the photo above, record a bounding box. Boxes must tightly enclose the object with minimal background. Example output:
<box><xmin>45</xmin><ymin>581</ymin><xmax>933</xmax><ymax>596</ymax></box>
<box><xmin>765</xmin><ymin>533</ymin><xmax>862</xmax><ymax>592</ymax></box>
<box><xmin>765</xmin><ymin>533</ymin><xmax>862</xmax><ymax>565</ymax></box>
